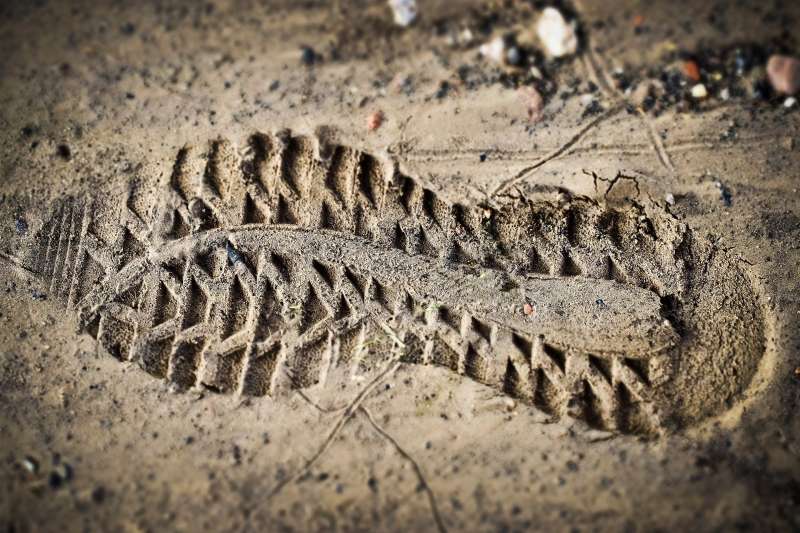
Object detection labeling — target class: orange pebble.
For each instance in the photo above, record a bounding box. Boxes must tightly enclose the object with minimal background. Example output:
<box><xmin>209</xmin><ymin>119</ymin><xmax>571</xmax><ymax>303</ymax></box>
<box><xmin>632</xmin><ymin>14</ymin><xmax>644</xmax><ymax>27</ymax></box>
<box><xmin>683</xmin><ymin>60</ymin><xmax>701</xmax><ymax>82</ymax></box>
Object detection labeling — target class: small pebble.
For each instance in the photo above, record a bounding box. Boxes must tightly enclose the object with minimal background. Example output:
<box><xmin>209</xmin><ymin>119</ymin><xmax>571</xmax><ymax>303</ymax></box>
<box><xmin>665</xmin><ymin>193</ymin><xmax>675</xmax><ymax>205</ymax></box>
<box><xmin>506</xmin><ymin>46</ymin><xmax>522</xmax><ymax>66</ymax></box>
<box><xmin>518</xmin><ymin>86</ymin><xmax>544</xmax><ymax>122</ymax></box>
<box><xmin>714</xmin><ymin>180</ymin><xmax>733</xmax><ymax>206</ymax></box>
<box><xmin>56</xmin><ymin>144</ymin><xmax>72</xmax><ymax>161</ymax></box>
<box><xmin>31</xmin><ymin>289</ymin><xmax>46</xmax><ymax>301</ymax></box>
<box><xmin>767</xmin><ymin>55</ymin><xmax>800</xmax><ymax>95</ymax></box>
<box><xmin>536</xmin><ymin>7</ymin><xmax>578</xmax><ymax>58</ymax></box>
<box><xmin>15</xmin><ymin>217</ymin><xmax>28</xmax><ymax>235</ymax></box>
<box><xmin>479</xmin><ymin>36</ymin><xmax>506</xmax><ymax>64</ymax></box>
<box><xmin>300</xmin><ymin>46</ymin><xmax>318</xmax><ymax>66</ymax></box>
<box><xmin>720</xmin><ymin>87</ymin><xmax>731</xmax><ymax>101</ymax></box>
<box><xmin>22</xmin><ymin>456</ymin><xmax>38</xmax><ymax>474</ymax></box>
<box><xmin>49</xmin><ymin>471</ymin><xmax>64</xmax><ymax>488</ymax></box>
<box><xmin>367</xmin><ymin>110</ymin><xmax>385</xmax><ymax>131</ymax></box>
<box><xmin>92</xmin><ymin>486</ymin><xmax>106</xmax><ymax>504</ymax></box>
<box><xmin>225</xmin><ymin>241</ymin><xmax>242</xmax><ymax>265</ymax></box>
<box><xmin>458</xmin><ymin>28</ymin><xmax>474</xmax><ymax>46</ymax></box>
<box><xmin>388</xmin><ymin>0</ymin><xmax>417</xmax><ymax>27</ymax></box>
<box><xmin>434</xmin><ymin>81</ymin><xmax>450</xmax><ymax>99</ymax></box>
<box><xmin>690</xmin><ymin>84</ymin><xmax>708</xmax><ymax>99</ymax></box>
<box><xmin>784</xmin><ymin>96</ymin><xmax>797</xmax><ymax>108</ymax></box>
<box><xmin>683</xmin><ymin>60</ymin><xmax>701</xmax><ymax>82</ymax></box>
<box><xmin>48</xmin><ymin>463</ymin><xmax>72</xmax><ymax>489</ymax></box>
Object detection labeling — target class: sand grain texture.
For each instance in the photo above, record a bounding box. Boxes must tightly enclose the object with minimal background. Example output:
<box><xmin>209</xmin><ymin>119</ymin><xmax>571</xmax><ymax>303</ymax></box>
<box><xmin>1</xmin><ymin>1</ymin><xmax>799</xmax><ymax>532</ymax></box>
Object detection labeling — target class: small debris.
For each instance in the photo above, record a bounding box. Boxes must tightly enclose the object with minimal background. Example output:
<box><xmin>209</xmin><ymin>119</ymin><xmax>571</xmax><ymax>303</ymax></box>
<box><xmin>581</xmin><ymin>99</ymin><xmax>603</xmax><ymax>118</ymax></box>
<box><xmin>522</xmin><ymin>302</ymin><xmax>536</xmax><ymax>316</ymax></box>
<box><xmin>48</xmin><ymin>463</ymin><xmax>72</xmax><ymax>489</ymax></box>
<box><xmin>56</xmin><ymin>144</ymin><xmax>72</xmax><ymax>161</ymax></box>
<box><xmin>299</xmin><ymin>46</ymin><xmax>319</xmax><ymax>66</ymax></box>
<box><xmin>683</xmin><ymin>60</ymin><xmax>701</xmax><ymax>82</ymax></box>
<box><xmin>767</xmin><ymin>54</ymin><xmax>800</xmax><ymax>95</ymax></box>
<box><xmin>367</xmin><ymin>110</ymin><xmax>385</xmax><ymax>131</ymax></box>
<box><xmin>784</xmin><ymin>96</ymin><xmax>797</xmax><ymax>108</ymax></box>
<box><xmin>479</xmin><ymin>36</ymin><xmax>506</xmax><ymax>64</ymax></box>
<box><xmin>536</xmin><ymin>7</ymin><xmax>578</xmax><ymax>58</ymax></box>
<box><xmin>434</xmin><ymin>80</ymin><xmax>451</xmax><ymax>99</ymax></box>
<box><xmin>15</xmin><ymin>217</ymin><xmax>28</xmax><ymax>235</ymax></box>
<box><xmin>518</xmin><ymin>86</ymin><xmax>544</xmax><ymax>122</ymax></box>
<box><xmin>31</xmin><ymin>289</ymin><xmax>47</xmax><ymax>301</ymax></box>
<box><xmin>22</xmin><ymin>456</ymin><xmax>38</xmax><ymax>474</ymax></box>
<box><xmin>226</xmin><ymin>241</ymin><xmax>242</xmax><ymax>265</ymax></box>
<box><xmin>713</xmin><ymin>180</ymin><xmax>733</xmax><ymax>207</ymax></box>
<box><xmin>458</xmin><ymin>28</ymin><xmax>474</xmax><ymax>47</ymax></box>
<box><xmin>390</xmin><ymin>74</ymin><xmax>413</xmax><ymax>94</ymax></box>
<box><xmin>91</xmin><ymin>486</ymin><xmax>106</xmax><ymax>504</ymax></box>
<box><xmin>506</xmin><ymin>46</ymin><xmax>522</xmax><ymax>66</ymax></box>
<box><xmin>690</xmin><ymin>84</ymin><xmax>708</xmax><ymax>99</ymax></box>
<box><xmin>388</xmin><ymin>0</ymin><xmax>417</xmax><ymax>27</ymax></box>
<box><xmin>367</xmin><ymin>476</ymin><xmax>379</xmax><ymax>492</ymax></box>
<box><xmin>630</xmin><ymin>81</ymin><xmax>654</xmax><ymax>108</ymax></box>
<box><xmin>665</xmin><ymin>193</ymin><xmax>675</xmax><ymax>205</ymax></box>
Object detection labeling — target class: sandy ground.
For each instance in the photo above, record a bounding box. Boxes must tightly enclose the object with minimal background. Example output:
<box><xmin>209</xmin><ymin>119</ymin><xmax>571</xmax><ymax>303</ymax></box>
<box><xmin>1</xmin><ymin>1</ymin><xmax>799</xmax><ymax>531</ymax></box>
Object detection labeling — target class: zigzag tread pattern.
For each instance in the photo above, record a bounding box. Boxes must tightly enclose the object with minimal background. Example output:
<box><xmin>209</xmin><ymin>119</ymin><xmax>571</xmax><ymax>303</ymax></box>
<box><xmin>28</xmin><ymin>132</ymin><xmax>708</xmax><ymax>435</ymax></box>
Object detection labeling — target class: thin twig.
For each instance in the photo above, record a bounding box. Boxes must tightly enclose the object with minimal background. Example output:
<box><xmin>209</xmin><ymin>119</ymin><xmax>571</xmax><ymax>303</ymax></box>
<box><xmin>574</xmin><ymin>0</ymin><xmax>674</xmax><ymax>173</ymax></box>
<box><xmin>359</xmin><ymin>406</ymin><xmax>448</xmax><ymax>533</ymax></box>
<box><xmin>267</xmin><ymin>357</ymin><xmax>402</xmax><ymax>498</ymax></box>
<box><xmin>490</xmin><ymin>104</ymin><xmax>623</xmax><ymax>197</ymax></box>
<box><xmin>295</xmin><ymin>389</ymin><xmax>347</xmax><ymax>414</ymax></box>
<box><xmin>637</xmin><ymin>109</ymin><xmax>675</xmax><ymax>172</ymax></box>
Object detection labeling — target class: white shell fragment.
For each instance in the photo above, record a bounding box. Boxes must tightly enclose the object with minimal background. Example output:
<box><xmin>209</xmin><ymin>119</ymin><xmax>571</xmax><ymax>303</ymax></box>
<box><xmin>690</xmin><ymin>84</ymin><xmax>708</xmax><ymax>99</ymax></box>
<box><xmin>388</xmin><ymin>0</ymin><xmax>417</xmax><ymax>27</ymax></box>
<box><xmin>536</xmin><ymin>7</ymin><xmax>578</xmax><ymax>58</ymax></box>
<box><xmin>479</xmin><ymin>36</ymin><xmax>506</xmax><ymax>64</ymax></box>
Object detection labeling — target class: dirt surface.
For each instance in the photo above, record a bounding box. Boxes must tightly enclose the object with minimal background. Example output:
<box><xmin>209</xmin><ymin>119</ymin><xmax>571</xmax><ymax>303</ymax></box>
<box><xmin>1</xmin><ymin>1</ymin><xmax>799</xmax><ymax>531</ymax></box>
